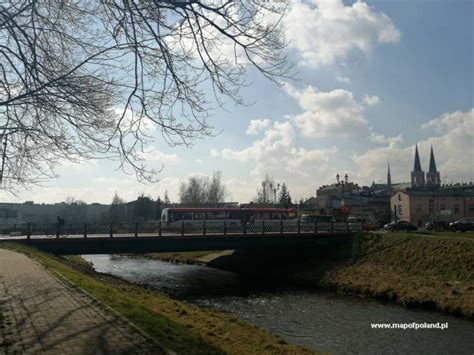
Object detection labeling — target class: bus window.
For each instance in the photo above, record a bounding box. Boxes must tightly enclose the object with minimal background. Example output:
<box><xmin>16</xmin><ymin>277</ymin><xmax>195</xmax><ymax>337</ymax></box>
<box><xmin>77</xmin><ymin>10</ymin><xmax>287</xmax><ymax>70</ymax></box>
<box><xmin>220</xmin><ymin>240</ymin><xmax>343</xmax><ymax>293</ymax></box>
<box><xmin>208</xmin><ymin>211</ymin><xmax>226</xmax><ymax>219</ymax></box>
<box><xmin>194</xmin><ymin>212</ymin><xmax>206</xmax><ymax>220</ymax></box>
<box><xmin>260</xmin><ymin>212</ymin><xmax>271</xmax><ymax>219</ymax></box>
<box><xmin>228</xmin><ymin>211</ymin><xmax>241</xmax><ymax>220</ymax></box>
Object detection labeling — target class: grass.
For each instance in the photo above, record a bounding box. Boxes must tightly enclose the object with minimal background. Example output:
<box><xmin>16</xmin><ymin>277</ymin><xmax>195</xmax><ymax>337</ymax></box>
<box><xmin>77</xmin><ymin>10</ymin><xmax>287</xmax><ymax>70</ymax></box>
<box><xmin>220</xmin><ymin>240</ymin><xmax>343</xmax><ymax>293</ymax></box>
<box><xmin>321</xmin><ymin>232</ymin><xmax>474</xmax><ymax>317</ymax></box>
<box><xmin>2</xmin><ymin>243</ymin><xmax>314</xmax><ymax>354</ymax></box>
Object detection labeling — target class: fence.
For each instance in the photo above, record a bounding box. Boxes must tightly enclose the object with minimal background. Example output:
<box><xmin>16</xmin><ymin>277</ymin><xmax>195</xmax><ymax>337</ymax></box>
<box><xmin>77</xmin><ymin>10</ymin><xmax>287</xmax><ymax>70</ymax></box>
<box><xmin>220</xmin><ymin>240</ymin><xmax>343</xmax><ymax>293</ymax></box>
<box><xmin>1</xmin><ymin>220</ymin><xmax>362</xmax><ymax>239</ymax></box>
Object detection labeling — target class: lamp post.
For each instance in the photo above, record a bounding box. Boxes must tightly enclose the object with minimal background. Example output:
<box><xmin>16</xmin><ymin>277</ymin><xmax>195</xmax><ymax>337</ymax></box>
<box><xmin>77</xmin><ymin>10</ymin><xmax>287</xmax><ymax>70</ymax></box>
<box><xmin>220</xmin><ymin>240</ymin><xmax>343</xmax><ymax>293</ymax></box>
<box><xmin>273</xmin><ymin>183</ymin><xmax>280</xmax><ymax>205</ymax></box>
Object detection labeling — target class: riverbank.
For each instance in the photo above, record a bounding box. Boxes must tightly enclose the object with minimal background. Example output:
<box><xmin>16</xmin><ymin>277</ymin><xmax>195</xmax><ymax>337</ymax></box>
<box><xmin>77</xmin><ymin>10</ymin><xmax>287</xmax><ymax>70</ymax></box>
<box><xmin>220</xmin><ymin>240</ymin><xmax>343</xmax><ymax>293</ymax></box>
<box><xmin>146</xmin><ymin>232</ymin><xmax>474</xmax><ymax>318</ymax></box>
<box><xmin>319</xmin><ymin>232</ymin><xmax>474</xmax><ymax>318</ymax></box>
<box><xmin>1</xmin><ymin>243</ymin><xmax>313</xmax><ymax>354</ymax></box>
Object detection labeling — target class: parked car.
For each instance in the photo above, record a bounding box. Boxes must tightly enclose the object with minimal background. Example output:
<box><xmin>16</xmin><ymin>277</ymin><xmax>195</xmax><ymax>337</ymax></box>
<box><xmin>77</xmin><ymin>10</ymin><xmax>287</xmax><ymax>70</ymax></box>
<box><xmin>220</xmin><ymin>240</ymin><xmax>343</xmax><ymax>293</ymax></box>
<box><xmin>384</xmin><ymin>221</ymin><xmax>418</xmax><ymax>231</ymax></box>
<box><xmin>449</xmin><ymin>217</ymin><xmax>474</xmax><ymax>232</ymax></box>
<box><xmin>425</xmin><ymin>220</ymin><xmax>449</xmax><ymax>231</ymax></box>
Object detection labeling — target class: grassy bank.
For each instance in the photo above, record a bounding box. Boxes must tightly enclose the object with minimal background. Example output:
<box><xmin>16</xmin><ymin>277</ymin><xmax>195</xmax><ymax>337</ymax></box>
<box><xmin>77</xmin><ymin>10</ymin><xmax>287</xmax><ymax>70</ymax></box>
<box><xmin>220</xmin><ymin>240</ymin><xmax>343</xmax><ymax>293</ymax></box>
<box><xmin>320</xmin><ymin>232</ymin><xmax>474</xmax><ymax>317</ymax></box>
<box><xmin>2</xmin><ymin>243</ymin><xmax>313</xmax><ymax>354</ymax></box>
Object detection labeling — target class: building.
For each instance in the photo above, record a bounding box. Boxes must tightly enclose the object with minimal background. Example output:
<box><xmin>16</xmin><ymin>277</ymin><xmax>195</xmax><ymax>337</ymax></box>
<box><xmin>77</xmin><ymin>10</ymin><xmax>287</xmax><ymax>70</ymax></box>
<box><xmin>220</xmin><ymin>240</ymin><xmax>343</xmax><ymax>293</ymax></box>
<box><xmin>388</xmin><ymin>144</ymin><xmax>474</xmax><ymax>226</ymax></box>
<box><xmin>306</xmin><ymin>144</ymin><xmax>470</xmax><ymax>226</ymax></box>
<box><xmin>391</xmin><ymin>190</ymin><xmax>474</xmax><ymax>227</ymax></box>
<box><xmin>409</xmin><ymin>145</ymin><xmax>441</xmax><ymax>189</ymax></box>
<box><xmin>0</xmin><ymin>201</ymin><xmax>110</xmax><ymax>225</ymax></box>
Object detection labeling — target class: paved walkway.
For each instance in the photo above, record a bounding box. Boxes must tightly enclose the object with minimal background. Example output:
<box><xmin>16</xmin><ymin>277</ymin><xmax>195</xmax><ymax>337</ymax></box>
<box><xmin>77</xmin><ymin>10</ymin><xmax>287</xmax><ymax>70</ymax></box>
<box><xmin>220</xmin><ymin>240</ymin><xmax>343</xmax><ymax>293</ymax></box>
<box><xmin>0</xmin><ymin>248</ymin><xmax>161</xmax><ymax>354</ymax></box>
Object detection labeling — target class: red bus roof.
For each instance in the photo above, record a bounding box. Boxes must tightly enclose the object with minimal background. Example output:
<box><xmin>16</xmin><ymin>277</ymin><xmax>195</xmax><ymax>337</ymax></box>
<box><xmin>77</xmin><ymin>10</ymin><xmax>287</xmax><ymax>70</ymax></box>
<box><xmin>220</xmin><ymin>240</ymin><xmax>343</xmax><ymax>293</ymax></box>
<box><xmin>166</xmin><ymin>207</ymin><xmax>296</xmax><ymax>213</ymax></box>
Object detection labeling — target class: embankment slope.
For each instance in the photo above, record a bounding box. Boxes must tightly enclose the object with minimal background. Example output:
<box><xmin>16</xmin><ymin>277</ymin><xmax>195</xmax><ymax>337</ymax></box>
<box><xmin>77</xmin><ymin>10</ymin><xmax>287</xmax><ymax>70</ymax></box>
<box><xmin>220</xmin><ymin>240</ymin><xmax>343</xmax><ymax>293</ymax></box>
<box><xmin>320</xmin><ymin>233</ymin><xmax>474</xmax><ymax>317</ymax></box>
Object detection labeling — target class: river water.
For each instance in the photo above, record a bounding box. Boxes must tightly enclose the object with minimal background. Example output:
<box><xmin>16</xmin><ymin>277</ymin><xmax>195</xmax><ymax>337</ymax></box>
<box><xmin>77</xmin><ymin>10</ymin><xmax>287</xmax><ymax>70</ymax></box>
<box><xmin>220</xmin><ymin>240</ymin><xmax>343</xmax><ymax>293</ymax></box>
<box><xmin>81</xmin><ymin>254</ymin><xmax>474</xmax><ymax>354</ymax></box>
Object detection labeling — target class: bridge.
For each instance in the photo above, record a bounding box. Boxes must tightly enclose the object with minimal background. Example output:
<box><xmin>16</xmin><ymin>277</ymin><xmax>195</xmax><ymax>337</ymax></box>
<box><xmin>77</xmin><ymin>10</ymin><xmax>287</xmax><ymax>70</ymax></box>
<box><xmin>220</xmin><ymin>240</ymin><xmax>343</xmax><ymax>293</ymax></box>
<box><xmin>0</xmin><ymin>221</ymin><xmax>360</xmax><ymax>254</ymax></box>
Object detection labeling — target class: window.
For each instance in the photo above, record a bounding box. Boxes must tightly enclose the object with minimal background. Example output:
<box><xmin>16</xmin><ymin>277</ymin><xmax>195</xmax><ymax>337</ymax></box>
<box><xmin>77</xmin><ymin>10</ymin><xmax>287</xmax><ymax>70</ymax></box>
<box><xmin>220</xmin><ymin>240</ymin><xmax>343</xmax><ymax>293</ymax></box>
<box><xmin>398</xmin><ymin>204</ymin><xmax>403</xmax><ymax>214</ymax></box>
<box><xmin>398</xmin><ymin>194</ymin><xmax>402</xmax><ymax>201</ymax></box>
<box><xmin>454</xmin><ymin>205</ymin><xmax>460</xmax><ymax>213</ymax></box>
<box><xmin>440</xmin><ymin>204</ymin><xmax>445</xmax><ymax>211</ymax></box>
<box><xmin>417</xmin><ymin>204</ymin><xmax>422</xmax><ymax>213</ymax></box>
<box><xmin>208</xmin><ymin>211</ymin><xmax>226</xmax><ymax>219</ymax></box>
<box><xmin>193</xmin><ymin>212</ymin><xmax>206</xmax><ymax>220</ymax></box>
<box><xmin>469</xmin><ymin>205</ymin><xmax>474</xmax><ymax>213</ymax></box>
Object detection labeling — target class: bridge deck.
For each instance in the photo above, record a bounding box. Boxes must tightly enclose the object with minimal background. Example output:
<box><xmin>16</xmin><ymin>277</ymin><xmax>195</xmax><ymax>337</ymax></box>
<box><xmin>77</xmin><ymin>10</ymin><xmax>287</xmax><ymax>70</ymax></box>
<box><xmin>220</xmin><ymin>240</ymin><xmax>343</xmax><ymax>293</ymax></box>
<box><xmin>3</xmin><ymin>231</ymin><xmax>355</xmax><ymax>254</ymax></box>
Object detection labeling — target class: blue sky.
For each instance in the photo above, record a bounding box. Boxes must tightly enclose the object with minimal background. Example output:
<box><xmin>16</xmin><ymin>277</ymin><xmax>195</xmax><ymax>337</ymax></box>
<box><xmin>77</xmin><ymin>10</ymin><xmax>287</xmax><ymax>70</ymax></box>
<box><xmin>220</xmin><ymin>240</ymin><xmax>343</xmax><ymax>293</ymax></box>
<box><xmin>2</xmin><ymin>0</ymin><xmax>473</xmax><ymax>204</ymax></box>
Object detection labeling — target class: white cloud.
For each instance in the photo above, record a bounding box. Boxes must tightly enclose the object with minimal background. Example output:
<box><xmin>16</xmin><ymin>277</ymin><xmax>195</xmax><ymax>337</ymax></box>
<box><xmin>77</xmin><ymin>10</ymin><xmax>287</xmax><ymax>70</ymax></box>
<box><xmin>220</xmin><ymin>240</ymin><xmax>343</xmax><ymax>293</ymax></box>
<box><xmin>213</xmin><ymin>119</ymin><xmax>337</xmax><ymax>179</ymax></box>
<box><xmin>284</xmin><ymin>0</ymin><xmax>401</xmax><ymax>68</ymax></box>
<box><xmin>421</xmin><ymin>109</ymin><xmax>474</xmax><ymax>134</ymax></box>
<box><xmin>136</xmin><ymin>147</ymin><xmax>179</xmax><ymax>163</ymax></box>
<box><xmin>284</xmin><ymin>83</ymin><xmax>368</xmax><ymax>137</ymax></box>
<box><xmin>246</xmin><ymin>118</ymin><xmax>272</xmax><ymax>135</ymax></box>
<box><xmin>354</xmin><ymin>109</ymin><xmax>474</xmax><ymax>184</ymax></box>
<box><xmin>363</xmin><ymin>94</ymin><xmax>381</xmax><ymax>106</ymax></box>
<box><xmin>336</xmin><ymin>75</ymin><xmax>351</xmax><ymax>85</ymax></box>
<box><xmin>369</xmin><ymin>131</ymin><xmax>403</xmax><ymax>147</ymax></box>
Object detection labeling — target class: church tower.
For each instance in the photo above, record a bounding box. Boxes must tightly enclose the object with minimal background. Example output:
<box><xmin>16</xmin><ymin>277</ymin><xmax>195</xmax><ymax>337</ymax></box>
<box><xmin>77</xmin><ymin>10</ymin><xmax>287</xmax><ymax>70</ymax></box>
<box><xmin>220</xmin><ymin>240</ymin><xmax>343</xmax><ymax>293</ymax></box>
<box><xmin>387</xmin><ymin>162</ymin><xmax>392</xmax><ymax>189</ymax></box>
<box><xmin>426</xmin><ymin>146</ymin><xmax>441</xmax><ymax>188</ymax></box>
<box><xmin>411</xmin><ymin>145</ymin><xmax>425</xmax><ymax>188</ymax></box>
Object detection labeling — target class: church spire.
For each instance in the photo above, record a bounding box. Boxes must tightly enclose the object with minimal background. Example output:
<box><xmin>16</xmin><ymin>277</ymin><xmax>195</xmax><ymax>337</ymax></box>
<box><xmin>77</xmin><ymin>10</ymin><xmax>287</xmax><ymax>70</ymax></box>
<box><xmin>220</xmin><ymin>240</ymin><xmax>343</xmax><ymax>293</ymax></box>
<box><xmin>426</xmin><ymin>145</ymin><xmax>440</xmax><ymax>188</ymax></box>
<box><xmin>429</xmin><ymin>145</ymin><xmax>437</xmax><ymax>173</ymax></box>
<box><xmin>413</xmin><ymin>144</ymin><xmax>422</xmax><ymax>172</ymax></box>
<box><xmin>387</xmin><ymin>161</ymin><xmax>391</xmax><ymax>187</ymax></box>
<box><xmin>411</xmin><ymin>144</ymin><xmax>425</xmax><ymax>188</ymax></box>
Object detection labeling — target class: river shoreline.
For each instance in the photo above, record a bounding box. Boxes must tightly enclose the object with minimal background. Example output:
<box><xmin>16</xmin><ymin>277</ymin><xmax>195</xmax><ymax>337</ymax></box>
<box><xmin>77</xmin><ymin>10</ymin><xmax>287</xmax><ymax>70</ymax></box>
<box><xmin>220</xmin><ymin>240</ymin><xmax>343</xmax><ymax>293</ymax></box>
<box><xmin>1</xmin><ymin>243</ymin><xmax>314</xmax><ymax>354</ymax></box>
<box><xmin>319</xmin><ymin>232</ymin><xmax>474</xmax><ymax>318</ymax></box>
<box><xmin>141</xmin><ymin>232</ymin><xmax>474</xmax><ymax>318</ymax></box>
<box><xmin>81</xmin><ymin>247</ymin><xmax>474</xmax><ymax>354</ymax></box>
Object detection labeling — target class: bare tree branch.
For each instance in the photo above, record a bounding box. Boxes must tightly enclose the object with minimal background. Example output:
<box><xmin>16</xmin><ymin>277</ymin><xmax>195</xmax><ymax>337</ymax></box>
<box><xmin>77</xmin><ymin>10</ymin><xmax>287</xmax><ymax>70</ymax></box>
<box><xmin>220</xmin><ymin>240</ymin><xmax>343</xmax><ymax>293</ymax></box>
<box><xmin>0</xmin><ymin>0</ymin><xmax>290</xmax><ymax>190</ymax></box>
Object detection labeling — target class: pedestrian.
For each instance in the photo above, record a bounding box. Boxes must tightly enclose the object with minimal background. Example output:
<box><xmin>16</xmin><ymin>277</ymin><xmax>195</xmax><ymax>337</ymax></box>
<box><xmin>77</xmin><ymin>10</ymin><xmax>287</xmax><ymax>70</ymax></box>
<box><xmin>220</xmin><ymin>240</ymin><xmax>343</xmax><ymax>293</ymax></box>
<box><xmin>56</xmin><ymin>216</ymin><xmax>65</xmax><ymax>236</ymax></box>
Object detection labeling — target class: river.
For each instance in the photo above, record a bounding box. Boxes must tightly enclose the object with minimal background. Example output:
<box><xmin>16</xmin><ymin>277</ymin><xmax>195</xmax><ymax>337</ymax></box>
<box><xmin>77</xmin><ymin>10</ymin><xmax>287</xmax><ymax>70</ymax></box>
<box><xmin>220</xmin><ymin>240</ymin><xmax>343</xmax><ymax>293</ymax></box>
<box><xmin>81</xmin><ymin>254</ymin><xmax>474</xmax><ymax>354</ymax></box>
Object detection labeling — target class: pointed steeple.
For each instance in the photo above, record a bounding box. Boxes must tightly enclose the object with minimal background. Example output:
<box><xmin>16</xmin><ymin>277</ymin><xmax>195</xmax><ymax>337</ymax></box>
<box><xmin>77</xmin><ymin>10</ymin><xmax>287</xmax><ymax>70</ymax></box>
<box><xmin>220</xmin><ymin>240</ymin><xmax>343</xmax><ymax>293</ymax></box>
<box><xmin>426</xmin><ymin>145</ymin><xmax>440</xmax><ymax>188</ymax></box>
<box><xmin>411</xmin><ymin>144</ymin><xmax>425</xmax><ymax>188</ymax></box>
<box><xmin>429</xmin><ymin>146</ymin><xmax>437</xmax><ymax>173</ymax></box>
<box><xmin>413</xmin><ymin>144</ymin><xmax>422</xmax><ymax>172</ymax></box>
<box><xmin>387</xmin><ymin>161</ymin><xmax>391</xmax><ymax>187</ymax></box>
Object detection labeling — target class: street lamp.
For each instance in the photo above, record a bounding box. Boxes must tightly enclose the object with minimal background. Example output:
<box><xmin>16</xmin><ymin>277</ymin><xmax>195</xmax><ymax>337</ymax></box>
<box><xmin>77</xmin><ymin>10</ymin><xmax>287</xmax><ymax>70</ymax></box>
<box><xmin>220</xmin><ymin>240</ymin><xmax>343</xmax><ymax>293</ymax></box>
<box><xmin>273</xmin><ymin>183</ymin><xmax>280</xmax><ymax>205</ymax></box>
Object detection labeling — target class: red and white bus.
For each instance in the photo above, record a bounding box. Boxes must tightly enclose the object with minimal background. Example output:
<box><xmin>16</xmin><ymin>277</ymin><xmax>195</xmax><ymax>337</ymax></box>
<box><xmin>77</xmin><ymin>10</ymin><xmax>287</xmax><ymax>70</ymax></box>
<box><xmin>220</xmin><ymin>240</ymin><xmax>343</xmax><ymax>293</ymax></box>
<box><xmin>161</xmin><ymin>207</ymin><xmax>296</xmax><ymax>227</ymax></box>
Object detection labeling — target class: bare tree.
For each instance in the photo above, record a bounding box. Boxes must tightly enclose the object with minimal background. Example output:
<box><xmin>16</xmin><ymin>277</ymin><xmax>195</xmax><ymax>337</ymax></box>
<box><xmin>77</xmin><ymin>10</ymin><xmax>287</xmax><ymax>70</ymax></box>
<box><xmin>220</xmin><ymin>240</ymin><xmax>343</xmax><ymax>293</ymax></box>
<box><xmin>254</xmin><ymin>174</ymin><xmax>277</xmax><ymax>205</ymax></box>
<box><xmin>109</xmin><ymin>191</ymin><xmax>126</xmax><ymax>222</ymax></box>
<box><xmin>207</xmin><ymin>170</ymin><xmax>226</xmax><ymax>204</ymax></box>
<box><xmin>179</xmin><ymin>175</ymin><xmax>209</xmax><ymax>205</ymax></box>
<box><xmin>179</xmin><ymin>170</ymin><xmax>227</xmax><ymax>205</ymax></box>
<box><xmin>0</xmin><ymin>1</ymin><xmax>289</xmax><ymax>189</ymax></box>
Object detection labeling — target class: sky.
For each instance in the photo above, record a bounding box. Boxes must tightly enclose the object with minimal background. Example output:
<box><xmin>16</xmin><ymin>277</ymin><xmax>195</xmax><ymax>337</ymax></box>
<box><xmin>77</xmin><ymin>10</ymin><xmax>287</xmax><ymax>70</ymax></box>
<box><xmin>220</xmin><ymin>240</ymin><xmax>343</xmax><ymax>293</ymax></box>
<box><xmin>1</xmin><ymin>0</ymin><xmax>473</xmax><ymax>204</ymax></box>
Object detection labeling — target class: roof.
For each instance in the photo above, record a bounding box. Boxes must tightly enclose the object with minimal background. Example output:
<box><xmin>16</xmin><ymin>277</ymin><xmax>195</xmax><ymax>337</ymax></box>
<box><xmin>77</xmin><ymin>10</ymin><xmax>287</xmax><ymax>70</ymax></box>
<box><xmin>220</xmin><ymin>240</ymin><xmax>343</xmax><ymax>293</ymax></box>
<box><xmin>392</xmin><ymin>182</ymin><xmax>412</xmax><ymax>189</ymax></box>
<box><xmin>396</xmin><ymin>190</ymin><xmax>474</xmax><ymax>197</ymax></box>
<box><xmin>429</xmin><ymin>146</ymin><xmax>438</xmax><ymax>173</ymax></box>
<box><xmin>164</xmin><ymin>207</ymin><xmax>297</xmax><ymax>213</ymax></box>
<box><xmin>413</xmin><ymin>145</ymin><xmax>423</xmax><ymax>172</ymax></box>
